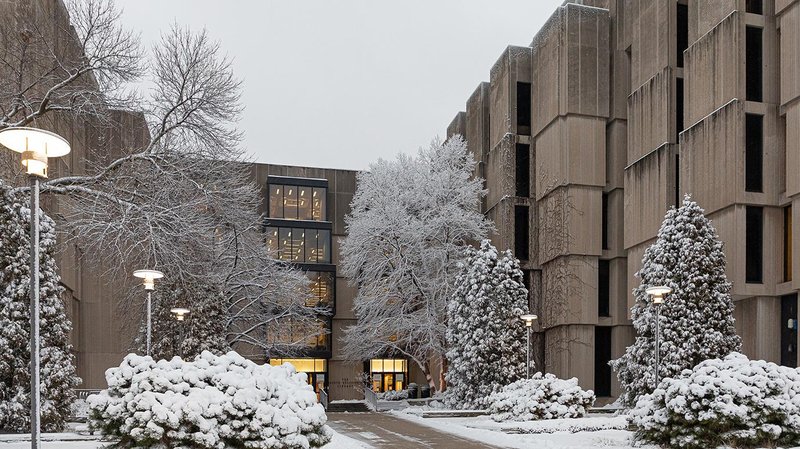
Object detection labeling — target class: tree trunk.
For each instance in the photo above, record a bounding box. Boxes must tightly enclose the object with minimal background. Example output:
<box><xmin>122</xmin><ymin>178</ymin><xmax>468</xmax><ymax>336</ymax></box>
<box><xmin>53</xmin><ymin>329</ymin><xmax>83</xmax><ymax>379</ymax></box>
<box><xmin>439</xmin><ymin>355</ymin><xmax>448</xmax><ymax>392</ymax></box>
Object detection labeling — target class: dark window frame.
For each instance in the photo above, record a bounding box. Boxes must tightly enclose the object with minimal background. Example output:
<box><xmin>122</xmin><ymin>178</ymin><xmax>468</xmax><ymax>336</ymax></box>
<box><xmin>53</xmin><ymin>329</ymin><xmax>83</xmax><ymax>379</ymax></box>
<box><xmin>515</xmin><ymin>205</ymin><xmax>530</xmax><ymax>261</ymax></box>
<box><xmin>515</xmin><ymin>143</ymin><xmax>530</xmax><ymax>197</ymax></box>
<box><xmin>598</xmin><ymin>259</ymin><xmax>610</xmax><ymax>317</ymax></box>
<box><xmin>516</xmin><ymin>82</ymin><xmax>532</xmax><ymax>135</ymax></box>
<box><xmin>746</xmin><ymin>206</ymin><xmax>764</xmax><ymax>283</ymax></box>
<box><xmin>745</xmin><ymin>113</ymin><xmax>764</xmax><ymax>193</ymax></box>
<box><xmin>746</xmin><ymin>26</ymin><xmax>763</xmax><ymax>102</ymax></box>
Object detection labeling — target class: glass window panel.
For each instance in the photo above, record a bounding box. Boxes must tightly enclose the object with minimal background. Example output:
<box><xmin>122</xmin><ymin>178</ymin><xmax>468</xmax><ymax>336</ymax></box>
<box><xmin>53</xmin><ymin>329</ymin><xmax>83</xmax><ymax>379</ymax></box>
<box><xmin>269</xmin><ymin>185</ymin><xmax>283</xmax><ymax>218</ymax></box>
<box><xmin>294</xmin><ymin>229</ymin><xmax>305</xmax><ymax>261</ymax></box>
<box><xmin>298</xmin><ymin>187</ymin><xmax>313</xmax><ymax>220</ymax></box>
<box><xmin>395</xmin><ymin>373</ymin><xmax>404</xmax><ymax>391</ymax></box>
<box><xmin>266</xmin><ymin>227</ymin><xmax>279</xmax><ymax>254</ymax></box>
<box><xmin>316</xmin><ymin>374</ymin><xmax>325</xmax><ymax>393</ymax></box>
<box><xmin>370</xmin><ymin>359</ymin><xmax>382</xmax><ymax>372</ymax></box>
<box><xmin>317</xmin><ymin>229</ymin><xmax>331</xmax><ymax>263</ymax></box>
<box><xmin>279</xmin><ymin>228</ymin><xmax>292</xmax><ymax>260</ymax></box>
<box><xmin>372</xmin><ymin>374</ymin><xmax>381</xmax><ymax>392</ymax></box>
<box><xmin>305</xmin><ymin>229</ymin><xmax>318</xmax><ymax>263</ymax></box>
<box><xmin>284</xmin><ymin>186</ymin><xmax>298</xmax><ymax>219</ymax></box>
<box><xmin>313</xmin><ymin>188</ymin><xmax>327</xmax><ymax>221</ymax></box>
<box><xmin>318</xmin><ymin>272</ymin><xmax>333</xmax><ymax>305</ymax></box>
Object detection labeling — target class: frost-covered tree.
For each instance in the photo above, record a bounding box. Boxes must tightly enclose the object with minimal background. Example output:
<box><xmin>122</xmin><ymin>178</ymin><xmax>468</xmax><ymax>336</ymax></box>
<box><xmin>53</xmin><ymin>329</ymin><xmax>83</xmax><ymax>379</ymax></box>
<box><xmin>0</xmin><ymin>1</ymin><xmax>318</xmax><ymax>361</ymax></box>
<box><xmin>611</xmin><ymin>195</ymin><xmax>741</xmax><ymax>406</ymax></box>
<box><xmin>341</xmin><ymin>136</ymin><xmax>490</xmax><ymax>390</ymax></box>
<box><xmin>445</xmin><ymin>240</ymin><xmax>528</xmax><ymax>409</ymax></box>
<box><xmin>0</xmin><ymin>185</ymin><xmax>79</xmax><ymax>431</ymax></box>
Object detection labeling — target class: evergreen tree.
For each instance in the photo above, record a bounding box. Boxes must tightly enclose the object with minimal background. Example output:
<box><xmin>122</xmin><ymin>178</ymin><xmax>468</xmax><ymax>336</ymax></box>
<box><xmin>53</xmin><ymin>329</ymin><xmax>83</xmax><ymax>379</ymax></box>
<box><xmin>143</xmin><ymin>278</ymin><xmax>230</xmax><ymax>360</ymax></box>
<box><xmin>611</xmin><ymin>195</ymin><xmax>741</xmax><ymax>406</ymax></box>
<box><xmin>0</xmin><ymin>185</ymin><xmax>79</xmax><ymax>431</ymax></box>
<box><xmin>445</xmin><ymin>240</ymin><xmax>528</xmax><ymax>409</ymax></box>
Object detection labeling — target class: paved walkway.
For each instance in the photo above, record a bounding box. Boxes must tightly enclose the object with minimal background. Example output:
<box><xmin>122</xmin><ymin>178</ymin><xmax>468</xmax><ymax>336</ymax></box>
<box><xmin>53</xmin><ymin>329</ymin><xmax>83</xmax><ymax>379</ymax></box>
<box><xmin>326</xmin><ymin>412</ymin><xmax>501</xmax><ymax>449</ymax></box>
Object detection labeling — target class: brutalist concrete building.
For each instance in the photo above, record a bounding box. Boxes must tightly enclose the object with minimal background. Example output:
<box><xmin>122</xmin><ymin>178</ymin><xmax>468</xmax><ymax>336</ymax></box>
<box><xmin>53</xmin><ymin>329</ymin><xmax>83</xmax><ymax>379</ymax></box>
<box><xmin>447</xmin><ymin>0</ymin><xmax>800</xmax><ymax>399</ymax></box>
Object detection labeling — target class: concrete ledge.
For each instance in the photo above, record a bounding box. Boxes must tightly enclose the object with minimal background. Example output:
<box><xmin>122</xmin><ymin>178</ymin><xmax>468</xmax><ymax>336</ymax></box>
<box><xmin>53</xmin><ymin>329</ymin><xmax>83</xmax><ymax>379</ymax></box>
<box><xmin>420</xmin><ymin>410</ymin><xmax>488</xmax><ymax>418</ymax></box>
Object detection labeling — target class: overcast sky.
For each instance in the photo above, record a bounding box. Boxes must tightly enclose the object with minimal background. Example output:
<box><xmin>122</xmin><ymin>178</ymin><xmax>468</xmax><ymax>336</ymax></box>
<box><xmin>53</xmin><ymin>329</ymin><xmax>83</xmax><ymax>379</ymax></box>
<box><xmin>118</xmin><ymin>1</ymin><xmax>563</xmax><ymax>170</ymax></box>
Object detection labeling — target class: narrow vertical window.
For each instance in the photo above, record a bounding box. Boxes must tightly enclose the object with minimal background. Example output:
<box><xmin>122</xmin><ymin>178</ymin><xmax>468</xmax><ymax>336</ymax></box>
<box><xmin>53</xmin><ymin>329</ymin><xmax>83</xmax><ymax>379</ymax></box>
<box><xmin>515</xmin><ymin>205</ymin><xmax>530</xmax><ymax>260</ymax></box>
<box><xmin>746</xmin><ymin>0</ymin><xmax>763</xmax><ymax>14</ymax></box>
<box><xmin>677</xmin><ymin>3</ymin><xmax>688</xmax><ymax>68</ymax></box>
<box><xmin>785</xmin><ymin>206</ymin><xmax>793</xmax><ymax>282</ymax></box>
<box><xmin>269</xmin><ymin>185</ymin><xmax>284</xmax><ymax>218</ymax></box>
<box><xmin>745</xmin><ymin>114</ymin><xmax>764</xmax><ymax>192</ymax></box>
<box><xmin>516</xmin><ymin>82</ymin><xmax>531</xmax><ymax>135</ymax></box>
<box><xmin>746</xmin><ymin>26</ymin><xmax>763</xmax><ymax>102</ymax></box>
<box><xmin>598</xmin><ymin>259</ymin><xmax>610</xmax><ymax>317</ymax></box>
<box><xmin>602</xmin><ymin>193</ymin><xmax>609</xmax><ymax>250</ymax></box>
<box><xmin>746</xmin><ymin>206</ymin><xmax>764</xmax><ymax>283</ymax></box>
<box><xmin>674</xmin><ymin>154</ymin><xmax>681</xmax><ymax>207</ymax></box>
<box><xmin>515</xmin><ymin>144</ymin><xmax>530</xmax><ymax>197</ymax></box>
<box><xmin>676</xmin><ymin>78</ymin><xmax>684</xmax><ymax>136</ymax></box>
<box><xmin>594</xmin><ymin>327</ymin><xmax>612</xmax><ymax>397</ymax></box>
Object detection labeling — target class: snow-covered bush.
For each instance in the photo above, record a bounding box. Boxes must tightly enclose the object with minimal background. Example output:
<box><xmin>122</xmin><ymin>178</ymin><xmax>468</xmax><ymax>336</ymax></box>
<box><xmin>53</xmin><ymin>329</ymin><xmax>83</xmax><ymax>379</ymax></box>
<box><xmin>629</xmin><ymin>352</ymin><xmax>800</xmax><ymax>449</ymax></box>
<box><xmin>611</xmin><ymin>196</ymin><xmax>741</xmax><ymax>406</ymax></box>
<box><xmin>445</xmin><ymin>240</ymin><xmax>528</xmax><ymax>409</ymax></box>
<box><xmin>487</xmin><ymin>373</ymin><xmax>595</xmax><ymax>422</ymax></box>
<box><xmin>379</xmin><ymin>389</ymin><xmax>409</xmax><ymax>401</ymax></box>
<box><xmin>88</xmin><ymin>351</ymin><xmax>332</xmax><ymax>448</ymax></box>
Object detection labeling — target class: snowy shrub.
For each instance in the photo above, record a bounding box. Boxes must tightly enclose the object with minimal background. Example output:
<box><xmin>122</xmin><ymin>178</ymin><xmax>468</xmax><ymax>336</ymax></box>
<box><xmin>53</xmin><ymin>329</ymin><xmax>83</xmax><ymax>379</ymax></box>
<box><xmin>487</xmin><ymin>373</ymin><xmax>595</xmax><ymax>422</ymax></box>
<box><xmin>612</xmin><ymin>196</ymin><xmax>741</xmax><ymax>406</ymax></box>
<box><xmin>88</xmin><ymin>351</ymin><xmax>332</xmax><ymax>448</ymax></box>
<box><xmin>629</xmin><ymin>352</ymin><xmax>800</xmax><ymax>449</ymax></box>
<box><xmin>379</xmin><ymin>389</ymin><xmax>409</xmax><ymax>401</ymax></box>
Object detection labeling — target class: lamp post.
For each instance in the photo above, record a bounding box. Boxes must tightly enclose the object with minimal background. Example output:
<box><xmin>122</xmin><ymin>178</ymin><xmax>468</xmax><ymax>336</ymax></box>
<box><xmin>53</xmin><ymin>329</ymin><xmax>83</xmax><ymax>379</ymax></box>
<box><xmin>0</xmin><ymin>126</ymin><xmax>71</xmax><ymax>449</ymax></box>
<box><xmin>133</xmin><ymin>269</ymin><xmax>164</xmax><ymax>357</ymax></box>
<box><xmin>170</xmin><ymin>307</ymin><xmax>189</xmax><ymax>357</ymax></box>
<box><xmin>645</xmin><ymin>285</ymin><xmax>672</xmax><ymax>389</ymax></box>
<box><xmin>520</xmin><ymin>314</ymin><xmax>538</xmax><ymax>379</ymax></box>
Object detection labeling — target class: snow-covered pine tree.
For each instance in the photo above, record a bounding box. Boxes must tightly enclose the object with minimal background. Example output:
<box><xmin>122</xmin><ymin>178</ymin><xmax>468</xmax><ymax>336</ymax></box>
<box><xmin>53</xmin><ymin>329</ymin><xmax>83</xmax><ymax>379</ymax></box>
<box><xmin>0</xmin><ymin>185</ymin><xmax>79</xmax><ymax>431</ymax></box>
<box><xmin>611</xmin><ymin>195</ymin><xmax>741</xmax><ymax>406</ymax></box>
<box><xmin>144</xmin><ymin>278</ymin><xmax>230</xmax><ymax>360</ymax></box>
<box><xmin>445</xmin><ymin>240</ymin><xmax>528</xmax><ymax>409</ymax></box>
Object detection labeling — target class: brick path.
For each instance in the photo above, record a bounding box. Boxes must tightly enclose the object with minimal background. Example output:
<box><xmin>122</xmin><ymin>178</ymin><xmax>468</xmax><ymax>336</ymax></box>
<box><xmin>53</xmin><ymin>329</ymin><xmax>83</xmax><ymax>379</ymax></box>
<box><xmin>326</xmin><ymin>412</ymin><xmax>502</xmax><ymax>449</ymax></box>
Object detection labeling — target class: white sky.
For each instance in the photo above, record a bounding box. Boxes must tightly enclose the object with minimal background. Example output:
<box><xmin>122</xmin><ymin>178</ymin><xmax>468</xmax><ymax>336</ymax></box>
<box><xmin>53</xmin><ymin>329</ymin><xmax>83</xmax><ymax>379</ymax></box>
<box><xmin>118</xmin><ymin>0</ymin><xmax>563</xmax><ymax>170</ymax></box>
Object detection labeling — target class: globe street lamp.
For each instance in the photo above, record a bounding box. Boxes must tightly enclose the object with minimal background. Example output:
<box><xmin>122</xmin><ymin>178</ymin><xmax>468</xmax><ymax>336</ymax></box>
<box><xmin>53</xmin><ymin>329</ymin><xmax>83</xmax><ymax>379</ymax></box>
<box><xmin>0</xmin><ymin>126</ymin><xmax>71</xmax><ymax>449</ymax></box>
<box><xmin>520</xmin><ymin>314</ymin><xmax>538</xmax><ymax>379</ymax></box>
<box><xmin>645</xmin><ymin>285</ymin><xmax>672</xmax><ymax>388</ymax></box>
<box><xmin>133</xmin><ymin>269</ymin><xmax>164</xmax><ymax>356</ymax></box>
<box><xmin>170</xmin><ymin>307</ymin><xmax>189</xmax><ymax>358</ymax></box>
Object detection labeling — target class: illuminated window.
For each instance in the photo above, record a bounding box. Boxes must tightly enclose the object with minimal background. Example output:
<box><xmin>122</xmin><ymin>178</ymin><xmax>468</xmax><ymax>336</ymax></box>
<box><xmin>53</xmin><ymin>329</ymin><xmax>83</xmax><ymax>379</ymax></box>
<box><xmin>307</xmin><ymin>271</ymin><xmax>334</xmax><ymax>307</ymax></box>
<box><xmin>267</xmin><ymin>180</ymin><xmax>327</xmax><ymax>222</ymax></box>
<box><xmin>270</xmin><ymin>358</ymin><xmax>328</xmax><ymax>395</ymax></box>
<box><xmin>269</xmin><ymin>226</ymin><xmax>331</xmax><ymax>263</ymax></box>
<box><xmin>785</xmin><ymin>206</ymin><xmax>793</xmax><ymax>282</ymax></box>
<box><xmin>369</xmin><ymin>359</ymin><xmax>407</xmax><ymax>392</ymax></box>
<box><xmin>269</xmin><ymin>185</ymin><xmax>284</xmax><ymax>218</ymax></box>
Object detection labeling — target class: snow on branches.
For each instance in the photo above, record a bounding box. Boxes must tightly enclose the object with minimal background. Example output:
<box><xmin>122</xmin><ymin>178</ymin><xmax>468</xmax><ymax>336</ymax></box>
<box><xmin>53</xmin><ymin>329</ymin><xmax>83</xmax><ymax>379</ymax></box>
<box><xmin>445</xmin><ymin>240</ymin><xmax>528</xmax><ymax>409</ymax></box>
<box><xmin>340</xmin><ymin>136</ymin><xmax>490</xmax><ymax>390</ymax></box>
<box><xmin>611</xmin><ymin>195</ymin><xmax>741</xmax><ymax>406</ymax></box>
<box><xmin>0</xmin><ymin>184</ymin><xmax>79</xmax><ymax>431</ymax></box>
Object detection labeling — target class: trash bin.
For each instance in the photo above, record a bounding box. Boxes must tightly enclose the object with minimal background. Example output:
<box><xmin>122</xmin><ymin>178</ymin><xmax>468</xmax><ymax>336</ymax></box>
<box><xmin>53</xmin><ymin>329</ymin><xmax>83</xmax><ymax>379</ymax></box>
<box><xmin>407</xmin><ymin>383</ymin><xmax>419</xmax><ymax>399</ymax></box>
<box><xmin>420</xmin><ymin>385</ymin><xmax>431</xmax><ymax>399</ymax></box>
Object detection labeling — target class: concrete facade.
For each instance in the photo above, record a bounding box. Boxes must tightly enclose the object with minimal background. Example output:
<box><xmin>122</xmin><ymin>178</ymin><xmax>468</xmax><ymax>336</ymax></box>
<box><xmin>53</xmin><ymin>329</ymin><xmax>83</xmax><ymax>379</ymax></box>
<box><xmin>447</xmin><ymin>0</ymin><xmax>800</xmax><ymax>397</ymax></box>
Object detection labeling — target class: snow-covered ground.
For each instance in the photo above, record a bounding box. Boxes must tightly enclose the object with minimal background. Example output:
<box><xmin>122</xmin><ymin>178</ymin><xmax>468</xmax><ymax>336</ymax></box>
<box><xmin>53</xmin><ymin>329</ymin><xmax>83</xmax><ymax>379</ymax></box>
<box><xmin>390</xmin><ymin>410</ymin><xmax>800</xmax><ymax>449</ymax></box>
<box><xmin>0</xmin><ymin>427</ymin><xmax>370</xmax><ymax>449</ymax></box>
<box><xmin>391</xmin><ymin>411</ymin><xmax>646</xmax><ymax>449</ymax></box>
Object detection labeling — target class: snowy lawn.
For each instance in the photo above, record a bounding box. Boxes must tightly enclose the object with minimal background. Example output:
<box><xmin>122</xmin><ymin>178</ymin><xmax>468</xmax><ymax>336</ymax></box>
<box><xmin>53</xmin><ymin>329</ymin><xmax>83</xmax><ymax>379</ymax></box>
<box><xmin>391</xmin><ymin>410</ymin><xmax>800</xmax><ymax>449</ymax></box>
<box><xmin>0</xmin><ymin>427</ymin><xmax>369</xmax><ymax>449</ymax></box>
<box><xmin>391</xmin><ymin>411</ymin><xmax>648</xmax><ymax>449</ymax></box>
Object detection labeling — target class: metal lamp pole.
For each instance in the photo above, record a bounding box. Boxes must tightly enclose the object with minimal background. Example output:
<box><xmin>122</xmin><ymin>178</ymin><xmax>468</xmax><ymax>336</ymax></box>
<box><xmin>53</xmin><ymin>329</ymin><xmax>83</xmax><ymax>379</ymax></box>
<box><xmin>0</xmin><ymin>127</ymin><xmax>71</xmax><ymax>449</ymax></box>
<box><xmin>133</xmin><ymin>270</ymin><xmax>164</xmax><ymax>357</ymax></box>
<box><xmin>646</xmin><ymin>286</ymin><xmax>672</xmax><ymax>389</ymax></box>
<box><xmin>520</xmin><ymin>314</ymin><xmax>538</xmax><ymax>379</ymax></box>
